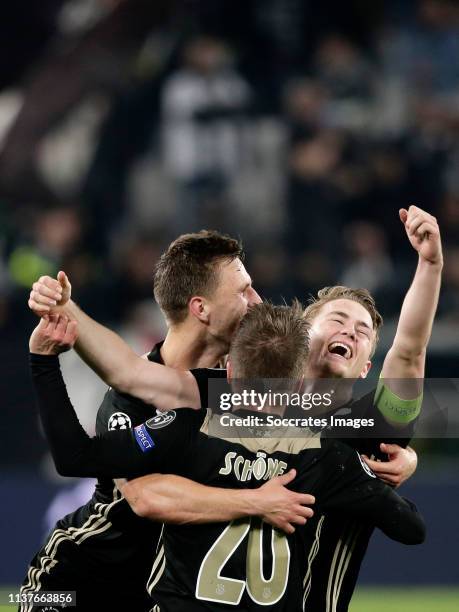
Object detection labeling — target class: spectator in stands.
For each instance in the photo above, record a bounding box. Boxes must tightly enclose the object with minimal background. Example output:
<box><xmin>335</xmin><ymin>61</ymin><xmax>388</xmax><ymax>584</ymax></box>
<box><xmin>161</xmin><ymin>35</ymin><xmax>251</xmax><ymax>232</ymax></box>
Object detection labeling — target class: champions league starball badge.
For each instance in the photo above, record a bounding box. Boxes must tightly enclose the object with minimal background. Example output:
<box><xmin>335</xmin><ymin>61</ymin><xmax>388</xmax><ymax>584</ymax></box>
<box><xmin>108</xmin><ymin>412</ymin><xmax>132</xmax><ymax>430</ymax></box>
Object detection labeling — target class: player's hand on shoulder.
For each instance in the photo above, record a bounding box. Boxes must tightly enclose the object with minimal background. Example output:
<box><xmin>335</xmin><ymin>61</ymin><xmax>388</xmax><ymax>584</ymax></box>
<box><xmin>254</xmin><ymin>468</ymin><xmax>315</xmax><ymax>534</ymax></box>
<box><xmin>361</xmin><ymin>443</ymin><xmax>418</xmax><ymax>488</ymax></box>
<box><xmin>399</xmin><ymin>205</ymin><xmax>443</xmax><ymax>266</ymax></box>
<box><xmin>28</xmin><ymin>270</ymin><xmax>72</xmax><ymax>316</ymax></box>
<box><xmin>29</xmin><ymin>314</ymin><xmax>78</xmax><ymax>355</ymax></box>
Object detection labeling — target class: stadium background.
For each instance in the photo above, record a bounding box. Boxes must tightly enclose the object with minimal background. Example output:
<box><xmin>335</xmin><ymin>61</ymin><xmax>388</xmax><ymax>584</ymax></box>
<box><xmin>0</xmin><ymin>1</ymin><xmax>458</xmax><ymax>609</ymax></box>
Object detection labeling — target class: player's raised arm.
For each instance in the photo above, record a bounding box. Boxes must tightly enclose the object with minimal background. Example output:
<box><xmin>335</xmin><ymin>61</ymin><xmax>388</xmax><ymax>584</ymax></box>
<box><xmin>120</xmin><ymin>471</ymin><xmax>315</xmax><ymax>535</ymax></box>
<box><xmin>28</xmin><ymin>272</ymin><xmax>201</xmax><ymax>410</ymax></box>
<box><xmin>29</xmin><ymin>316</ymin><xmax>315</xmax><ymax>533</ymax></box>
<box><xmin>29</xmin><ymin>315</ymin><xmax>200</xmax><ymax>478</ymax></box>
<box><xmin>381</xmin><ymin>205</ymin><xmax>442</xmax><ymax>383</ymax></box>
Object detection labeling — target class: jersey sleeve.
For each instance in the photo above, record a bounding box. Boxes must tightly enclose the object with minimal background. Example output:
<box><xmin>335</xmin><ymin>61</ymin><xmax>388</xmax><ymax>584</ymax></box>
<box><xmin>344</xmin><ymin>383</ymin><xmax>420</xmax><ymax>459</ymax></box>
<box><xmin>30</xmin><ymin>353</ymin><xmax>203</xmax><ymax>479</ymax></box>
<box><xmin>361</xmin><ymin>378</ymin><xmax>421</xmax><ymax>457</ymax></box>
<box><xmin>95</xmin><ymin>387</ymin><xmax>155</xmax><ymax>434</ymax></box>
<box><xmin>312</xmin><ymin>442</ymin><xmax>425</xmax><ymax>545</ymax></box>
<box><xmin>95</xmin><ymin>341</ymin><xmax>166</xmax><ymax>434</ymax></box>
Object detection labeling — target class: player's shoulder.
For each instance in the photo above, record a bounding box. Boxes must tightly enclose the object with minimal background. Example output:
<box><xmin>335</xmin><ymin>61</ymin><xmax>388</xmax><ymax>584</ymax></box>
<box><xmin>96</xmin><ymin>387</ymin><xmax>154</xmax><ymax>434</ymax></box>
<box><xmin>191</xmin><ymin>367</ymin><xmax>228</xmax><ymax>409</ymax></box>
<box><xmin>347</xmin><ymin>387</ymin><xmax>377</xmax><ymax>415</ymax></box>
<box><xmin>326</xmin><ymin>438</ymin><xmax>378</xmax><ymax>478</ymax></box>
<box><xmin>145</xmin><ymin>407</ymin><xmax>207</xmax><ymax>431</ymax></box>
<box><xmin>320</xmin><ymin>438</ymin><xmax>359</xmax><ymax>464</ymax></box>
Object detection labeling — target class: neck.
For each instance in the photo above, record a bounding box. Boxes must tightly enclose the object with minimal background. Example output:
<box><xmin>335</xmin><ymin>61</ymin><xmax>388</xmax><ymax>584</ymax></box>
<box><xmin>302</xmin><ymin>372</ymin><xmax>354</xmax><ymax>413</ymax></box>
<box><xmin>160</xmin><ymin>322</ymin><xmax>226</xmax><ymax>369</ymax></box>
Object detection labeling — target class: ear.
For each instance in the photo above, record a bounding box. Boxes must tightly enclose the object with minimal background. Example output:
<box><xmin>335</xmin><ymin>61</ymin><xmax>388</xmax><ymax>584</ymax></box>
<box><xmin>189</xmin><ymin>296</ymin><xmax>210</xmax><ymax>323</ymax></box>
<box><xmin>359</xmin><ymin>360</ymin><xmax>372</xmax><ymax>379</ymax></box>
<box><xmin>226</xmin><ymin>359</ymin><xmax>232</xmax><ymax>383</ymax></box>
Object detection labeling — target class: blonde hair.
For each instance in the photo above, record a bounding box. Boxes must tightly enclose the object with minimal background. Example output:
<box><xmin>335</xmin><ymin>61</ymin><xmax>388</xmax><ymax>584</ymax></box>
<box><xmin>230</xmin><ymin>301</ymin><xmax>309</xmax><ymax>379</ymax></box>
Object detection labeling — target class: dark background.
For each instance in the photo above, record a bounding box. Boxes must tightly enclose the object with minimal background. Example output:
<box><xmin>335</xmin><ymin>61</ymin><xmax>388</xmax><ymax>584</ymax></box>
<box><xmin>0</xmin><ymin>0</ymin><xmax>458</xmax><ymax>590</ymax></box>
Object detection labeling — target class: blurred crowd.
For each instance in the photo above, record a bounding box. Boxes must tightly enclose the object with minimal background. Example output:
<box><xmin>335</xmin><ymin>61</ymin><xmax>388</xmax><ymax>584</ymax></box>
<box><xmin>0</xmin><ymin>0</ymin><xmax>458</xmax><ymax>396</ymax></box>
<box><xmin>1</xmin><ymin>0</ymin><xmax>458</xmax><ymax>334</ymax></box>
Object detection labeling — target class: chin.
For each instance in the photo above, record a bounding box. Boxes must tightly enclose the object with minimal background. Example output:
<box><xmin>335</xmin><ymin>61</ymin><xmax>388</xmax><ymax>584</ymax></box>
<box><xmin>328</xmin><ymin>358</ymin><xmax>361</xmax><ymax>379</ymax></box>
<box><xmin>329</xmin><ymin>368</ymin><xmax>348</xmax><ymax>379</ymax></box>
<box><xmin>316</xmin><ymin>362</ymin><xmax>346</xmax><ymax>379</ymax></box>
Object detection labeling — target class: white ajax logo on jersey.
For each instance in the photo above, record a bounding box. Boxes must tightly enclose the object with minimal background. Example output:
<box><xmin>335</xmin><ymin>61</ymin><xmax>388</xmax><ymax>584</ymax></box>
<box><xmin>146</xmin><ymin>411</ymin><xmax>176</xmax><ymax>430</ymax></box>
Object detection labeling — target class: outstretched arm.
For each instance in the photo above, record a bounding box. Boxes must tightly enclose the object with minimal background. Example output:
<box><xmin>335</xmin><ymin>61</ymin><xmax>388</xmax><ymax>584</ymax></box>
<box><xmin>120</xmin><ymin>471</ymin><xmax>315</xmax><ymax>534</ymax></box>
<box><xmin>29</xmin><ymin>317</ymin><xmax>314</xmax><ymax>534</ymax></box>
<box><xmin>29</xmin><ymin>316</ymin><xmax>201</xmax><ymax>477</ymax></box>
<box><xmin>28</xmin><ymin>272</ymin><xmax>200</xmax><ymax>410</ymax></box>
<box><xmin>382</xmin><ymin>205</ymin><xmax>442</xmax><ymax>382</ymax></box>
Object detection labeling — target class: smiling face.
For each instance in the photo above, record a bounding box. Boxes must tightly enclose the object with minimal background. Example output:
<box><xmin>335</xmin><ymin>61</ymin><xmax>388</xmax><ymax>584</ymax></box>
<box><xmin>205</xmin><ymin>258</ymin><xmax>262</xmax><ymax>348</ymax></box>
<box><xmin>305</xmin><ymin>298</ymin><xmax>375</xmax><ymax>379</ymax></box>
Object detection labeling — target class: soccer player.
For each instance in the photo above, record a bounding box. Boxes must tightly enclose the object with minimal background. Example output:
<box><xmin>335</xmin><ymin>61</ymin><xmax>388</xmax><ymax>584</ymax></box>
<box><xmin>28</xmin><ymin>205</ymin><xmax>440</xmax><ymax>608</ymax></box>
<box><xmin>20</xmin><ymin>231</ymin><xmax>316</xmax><ymax>612</ymax></box>
<box><xmin>297</xmin><ymin>205</ymin><xmax>441</xmax><ymax>612</ymax></box>
<box><xmin>28</xmin><ymin>303</ymin><xmax>426</xmax><ymax>611</ymax></box>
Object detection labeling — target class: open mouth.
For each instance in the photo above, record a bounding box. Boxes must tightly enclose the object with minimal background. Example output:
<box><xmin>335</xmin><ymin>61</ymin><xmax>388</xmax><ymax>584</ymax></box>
<box><xmin>328</xmin><ymin>342</ymin><xmax>352</xmax><ymax>360</ymax></box>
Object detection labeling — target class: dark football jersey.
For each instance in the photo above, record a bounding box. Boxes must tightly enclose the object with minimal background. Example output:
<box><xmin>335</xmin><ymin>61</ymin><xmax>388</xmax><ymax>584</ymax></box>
<box><xmin>145</xmin><ymin>412</ymin><xmax>423</xmax><ymax>612</ymax></box>
<box><xmin>20</xmin><ymin>344</ymin><xmax>167</xmax><ymax>611</ymax></box>
<box><xmin>299</xmin><ymin>387</ymin><xmax>417</xmax><ymax>612</ymax></box>
<box><xmin>30</xmin><ymin>356</ymin><xmax>425</xmax><ymax>612</ymax></box>
<box><xmin>21</xmin><ymin>345</ymin><xmax>225</xmax><ymax>612</ymax></box>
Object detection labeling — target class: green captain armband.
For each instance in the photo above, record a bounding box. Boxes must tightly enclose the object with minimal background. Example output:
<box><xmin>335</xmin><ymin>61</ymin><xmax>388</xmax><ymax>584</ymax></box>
<box><xmin>375</xmin><ymin>378</ymin><xmax>423</xmax><ymax>425</ymax></box>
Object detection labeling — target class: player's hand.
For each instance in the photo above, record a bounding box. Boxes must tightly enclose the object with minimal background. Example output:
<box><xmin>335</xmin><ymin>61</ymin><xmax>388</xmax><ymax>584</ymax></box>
<box><xmin>361</xmin><ymin>444</ymin><xmax>418</xmax><ymax>488</ymax></box>
<box><xmin>29</xmin><ymin>314</ymin><xmax>78</xmax><ymax>355</ymax></box>
<box><xmin>28</xmin><ymin>271</ymin><xmax>72</xmax><ymax>316</ymax></box>
<box><xmin>399</xmin><ymin>205</ymin><xmax>443</xmax><ymax>266</ymax></box>
<box><xmin>254</xmin><ymin>469</ymin><xmax>315</xmax><ymax>534</ymax></box>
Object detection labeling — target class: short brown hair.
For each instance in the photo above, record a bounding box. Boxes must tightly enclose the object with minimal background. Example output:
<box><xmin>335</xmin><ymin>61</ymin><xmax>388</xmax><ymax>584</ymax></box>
<box><xmin>303</xmin><ymin>286</ymin><xmax>383</xmax><ymax>355</ymax></box>
<box><xmin>154</xmin><ymin>230</ymin><xmax>243</xmax><ymax>324</ymax></box>
<box><xmin>229</xmin><ymin>301</ymin><xmax>309</xmax><ymax>379</ymax></box>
